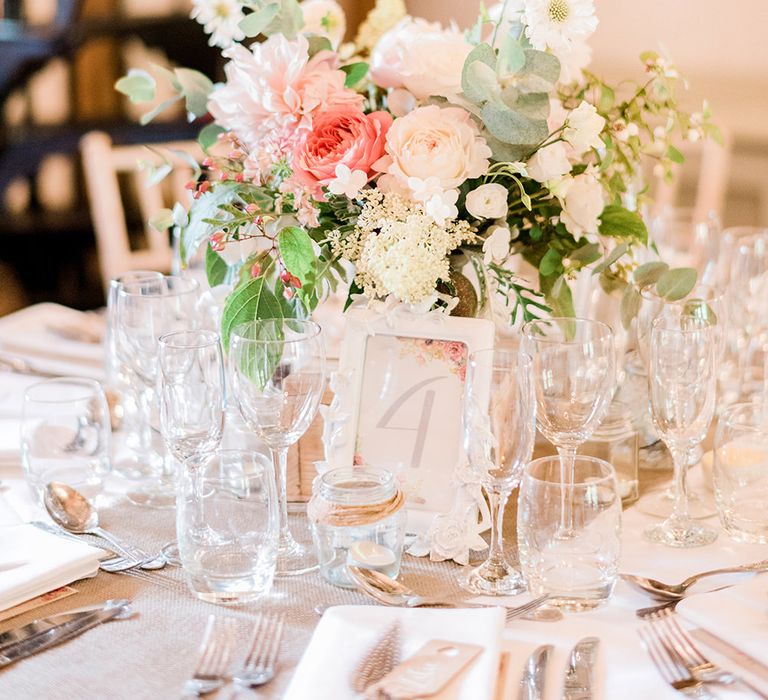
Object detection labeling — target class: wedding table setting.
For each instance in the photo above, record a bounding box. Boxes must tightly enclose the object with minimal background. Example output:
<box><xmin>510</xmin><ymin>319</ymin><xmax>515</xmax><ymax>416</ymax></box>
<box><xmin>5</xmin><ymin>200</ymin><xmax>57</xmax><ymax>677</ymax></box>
<box><xmin>2</xmin><ymin>0</ymin><xmax>768</xmax><ymax>698</ymax></box>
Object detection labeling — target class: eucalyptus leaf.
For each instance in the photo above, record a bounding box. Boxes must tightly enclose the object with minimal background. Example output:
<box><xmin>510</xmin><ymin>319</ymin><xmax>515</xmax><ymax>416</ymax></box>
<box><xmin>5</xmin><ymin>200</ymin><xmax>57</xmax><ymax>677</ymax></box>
<box><xmin>656</xmin><ymin>267</ymin><xmax>697</xmax><ymax>301</ymax></box>
<box><xmin>522</xmin><ymin>49</ymin><xmax>560</xmax><ymax>87</ymax></box>
<box><xmin>205</xmin><ymin>245</ymin><xmax>229</xmax><ymax>287</ymax></box>
<box><xmin>592</xmin><ymin>242</ymin><xmax>628</xmax><ymax>275</ymax></box>
<box><xmin>481</xmin><ymin>102</ymin><xmax>548</xmax><ymax>146</ymax></box>
<box><xmin>220</xmin><ymin>276</ymin><xmax>283</xmax><ymax>351</ymax></box>
<box><xmin>620</xmin><ymin>284</ymin><xmax>642</xmax><ymax>329</ymax></box>
<box><xmin>484</xmin><ymin>132</ymin><xmax>529</xmax><ymax>162</ymax></box>
<box><xmin>507</xmin><ymin>91</ymin><xmax>549</xmax><ymax>120</ymax></box>
<box><xmin>115</xmin><ymin>70</ymin><xmax>156</xmax><ymax>103</ymax></box>
<box><xmin>174</xmin><ymin>68</ymin><xmax>214</xmax><ymax>119</ymax></box>
<box><xmin>633</xmin><ymin>261</ymin><xmax>668</xmax><ymax>288</ymax></box>
<box><xmin>466</xmin><ymin>61</ymin><xmax>499</xmax><ymax>104</ymax></box>
<box><xmin>569</xmin><ymin>242</ymin><xmax>601</xmax><ymax>265</ymax></box>
<box><xmin>144</xmin><ymin>162</ymin><xmax>173</xmax><ymax>187</ymax></box>
<box><xmin>239</xmin><ymin>2</ymin><xmax>280</xmax><ymax>37</ymax></box>
<box><xmin>461</xmin><ymin>42</ymin><xmax>496</xmax><ymax>105</ymax></box>
<box><xmin>149</xmin><ymin>208</ymin><xmax>174</xmax><ymax>232</ymax></box>
<box><xmin>198</xmin><ymin>123</ymin><xmax>224</xmax><ymax>151</ymax></box>
<box><xmin>497</xmin><ymin>34</ymin><xmax>526</xmax><ymax>76</ymax></box>
<box><xmin>264</xmin><ymin>0</ymin><xmax>303</xmax><ymax>38</ymax></box>
<box><xmin>140</xmin><ymin>96</ymin><xmax>182</xmax><ymax>125</ymax></box>
<box><xmin>179</xmin><ymin>181</ymin><xmax>242</xmax><ymax>266</ymax></box>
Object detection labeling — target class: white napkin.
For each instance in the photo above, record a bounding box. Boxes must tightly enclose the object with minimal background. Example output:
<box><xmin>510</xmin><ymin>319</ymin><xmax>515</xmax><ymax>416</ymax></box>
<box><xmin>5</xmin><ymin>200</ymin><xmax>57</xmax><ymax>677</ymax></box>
<box><xmin>678</xmin><ymin>575</ymin><xmax>768</xmax><ymax>663</ymax></box>
<box><xmin>284</xmin><ymin>606</ymin><xmax>505</xmax><ymax>700</ymax></box>
<box><xmin>0</xmin><ymin>419</ymin><xmax>20</xmax><ymax>469</ymax></box>
<box><xmin>0</xmin><ymin>523</ymin><xmax>102</xmax><ymax>611</ymax></box>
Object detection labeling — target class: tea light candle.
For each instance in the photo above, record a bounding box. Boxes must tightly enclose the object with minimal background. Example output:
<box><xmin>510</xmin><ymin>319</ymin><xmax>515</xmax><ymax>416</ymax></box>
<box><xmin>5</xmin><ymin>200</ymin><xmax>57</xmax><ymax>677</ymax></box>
<box><xmin>347</xmin><ymin>540</ymin><xmax>396</xmax><ymax>571</ymax></box>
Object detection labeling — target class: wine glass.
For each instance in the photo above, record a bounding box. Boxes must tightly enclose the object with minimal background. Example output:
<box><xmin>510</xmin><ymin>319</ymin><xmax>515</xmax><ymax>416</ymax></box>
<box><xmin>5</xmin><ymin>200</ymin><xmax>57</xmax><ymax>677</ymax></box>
<box><xmin>644</xmin><ymin>315</ymin><xmax>718</xmax><ymax>547</ymax></box>
<box><xmin>521</xmin><ymin>318</ymin><xmax>616</xmax><ymax>538</ymax></box>
<box><xmin>229</xmin><ymin>319</ymin><xmax>326</xmax><ymax>576</ymax></box>
<box><xmin>116</xmin><ymin>275</ymin><xmax>200</xmax><ymax>507</ymax></box>
<box><xmin>158</xmin><ymin>329</ymin><xmax>226</xmax><ymax>563</ymax></box>
<box><xmin>458</xmin><ymin>346</ymin><xmax>536</xmax><ymax>595</ymax></box>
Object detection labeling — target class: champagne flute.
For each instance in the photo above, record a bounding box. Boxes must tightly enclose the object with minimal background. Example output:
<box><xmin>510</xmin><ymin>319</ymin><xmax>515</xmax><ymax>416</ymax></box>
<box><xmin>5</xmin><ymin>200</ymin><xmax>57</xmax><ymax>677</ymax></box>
<box><xmin>521</xmin><ymin>318</ymin><xmax>616</xmax><ymax>538</ymax></box>
<box><xmin>229</xmin><ymin>319</ymin><xmax>325</xmax><ymax>576</ymax></box>
<box><xmin>158</xmin><ymin>329</ymin><xmax>226</xmax><ymax>563</ymax></box>
<box><xmin>116</xmin><ymin>275</ymin><xmax>200</xmax><ymax>507</ymax></box>
<box><xmin>458</xmin><ymin>346</ymin><xmax>536</xmax><ymax>595</ymax></box>
<box><xmin>645</xmin><ymin>315</ymin><xmax>718</xmax><ymax>547</ymax></box>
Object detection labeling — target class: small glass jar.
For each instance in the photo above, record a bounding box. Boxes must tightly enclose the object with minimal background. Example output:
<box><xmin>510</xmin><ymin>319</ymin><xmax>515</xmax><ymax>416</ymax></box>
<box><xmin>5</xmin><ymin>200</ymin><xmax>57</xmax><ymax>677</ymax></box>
<box><xmin>309</xmin><ymin>467</ymin><xmax>406</xmax><ymax>588</ymax></box>
<box><xmin>581</xmin><ymin>400</ymin><xmax>639</xmax><ymax>505</ymax></box>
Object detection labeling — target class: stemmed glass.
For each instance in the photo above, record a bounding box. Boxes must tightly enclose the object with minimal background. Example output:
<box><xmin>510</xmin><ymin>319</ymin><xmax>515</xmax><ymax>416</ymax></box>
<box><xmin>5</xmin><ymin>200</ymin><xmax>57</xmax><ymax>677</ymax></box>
<box><xmin>645</xmin><ymin>315</ymin><xmax>718</xmax><ymax>547</ymax></box>
<box><xmin>458</xmin><ymin>347</ymin><xmax>536</xmax><ymax>595</ymax></box>
<box><xmin>521</xmin><ymin>318</ymin><xmax>616</xmax><ymax>537</ymax></box>
<box><xmin>229</xmin><ymin>319</ymin><xmax>326</xmax><ymax>576</ymax></box>
<box><xmin>158</xmin><ymin>329</ymin><xmax>226</xmax><ymax>563</ymax></box>
<box><xmin>115</xmin><ymin>275</ymin><xmax>200</xmax><ymax>507</ymax></box>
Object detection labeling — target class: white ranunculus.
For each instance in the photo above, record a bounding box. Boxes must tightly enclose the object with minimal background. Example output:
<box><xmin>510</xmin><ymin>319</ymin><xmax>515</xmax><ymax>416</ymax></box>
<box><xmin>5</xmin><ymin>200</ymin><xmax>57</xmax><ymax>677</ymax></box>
<box><xmin>559</xmin><ymin>172</ymin><xmax>604</xmax><ymax>236</ymax></box>
<box><xmin>465</xmin><ymin>183</ymin><xmax>509</xmax><ymax>219</ymax></box>
<box><xmin>369</xmin><ymin>17</ymin><xmax>472</xmax><ymax>100</ymax></box>
<box><xmin>374</xmin><ymin>104</ymin><xmax>492</xmax><ymax>193</ymax></box>
<box><xmin>482</xmin><ymin>224</ymin><xmax>511</xmax><ymax>264</ymax></box>
<box><xmin>526</xmin><ymin>142</ymin><xmax>571</xmax><ymax>182</ymax></box>
<box><xmin>563</xmin><ymin>101</ymin><xmax>605</xmax><ymax>154</ymax></box>
<box><xmin>300</xmin><ymin>0</ymin><xmax>346</xmax><ymax>48</ymax></box>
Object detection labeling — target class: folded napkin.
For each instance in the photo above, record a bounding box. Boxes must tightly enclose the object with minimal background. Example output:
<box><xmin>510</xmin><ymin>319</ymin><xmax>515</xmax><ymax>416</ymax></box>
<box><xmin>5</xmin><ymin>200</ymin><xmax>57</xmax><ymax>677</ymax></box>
<box><xmin>678</xmin><ymin>575</ymin><xmax>768</xmax><ymax>664</ymax></box>
<box><xmin>284</xmin><ymin>606</ymin><xmax>505</xmax><ymax>700</ymax></box>
<box><xmin>0</xmin><ymin>523</ymin><xmax>102</xmax><ymax>612</ymax></box>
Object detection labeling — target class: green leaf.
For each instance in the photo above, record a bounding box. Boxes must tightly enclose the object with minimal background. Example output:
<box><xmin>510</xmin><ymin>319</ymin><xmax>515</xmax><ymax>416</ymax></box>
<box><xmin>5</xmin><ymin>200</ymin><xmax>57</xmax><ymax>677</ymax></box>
<box><xmin>142</xmin><ymin>162</ymin><xmax>172</xmax><ymax>187</ymax></box>
<box><xmin>656</xmin><ymin>267</ymin><xmax>697</xmax><ymax>301</ymax></box>
<box><xmin>484</xmin><ymin>132</ymin><xmax>529</xmax><ymax>162</ymax></box>
<box><xmin>205</xmin><ymin>245</ymin><xmax>229</xmax><ymax>287</ymax></box>
<box><xmin>481</xmin><ymin>102</ymin><xmax>549</xmax><ymax>146</ymax></box>
<box><xmin>667</xmin><ymin>145</ymin><xmax>685</xmax><ymax>164</ymax></box>
<box><xmin>278</xmin><ymin>226</ymin><xmax>315</xmax><ymax>284</ymax></box>
<box><xmin>148</xmin><ymin>208</ymin><xmax>174</xmax><ymax>232</ymax></box>
<box><xmin>682</xmin><ymin>298</ymin><xmax>717</xmax><ymax>326</ymax></box>
<box><xmin>599</xmin><ymin>271</ymin><xmax>628</xmax><ymax>295</ymax></box>
<box><xmin>598</xmin><ymin>204</ymin><xmax>648</xmax><ymax>244</ymax></box>
<box><xmin>307</xmin><ymin>35</ymin><xmax>332</xmax><ymax>57</ymax></box>
<box><xmin>568</xmin><ymin>242</ymin><xmax>601</xmax><ymax>266</ymax></box>
<box><xmin>239</xmin><ymin>2</ymin><xmax>280</xmax><ymax>37</ymax></box>
<box><xmin>139</xmin><ymin>96</ymin><xmax>182</xmax><ymax>125</ymax></box>
<box><xmin>461</xmin><ymin>42</ymin><xmax>496</xmax><ymax>105</ymax></box>
<box><xmin>264</xmin><ymin>0</ymin><xmax>303</xmax><ymax>38</ymax></box>
<box><xmin>539</xmin><ymin>247</ymin><xmax>562</xmax><ymax>277</ymax></box>
<box><xmin>547</xmin><ymin>275</ymin><xmax>574</xmax><ymax>318</ymax></box>
<box><xmin>620</xmin><ymin>284</ymin><xmax>642</xmax><ymax>329</ymax></box>
<box><xmin>180</xmin><ymin>181</ymin><xmax>242</xmax><ymax>265</ymax></box>
<box><xmin>497</xmin><ymin>35</ymin><xmax>525</xmax><ymax>76</ymax></box>
<box><xmin>198</xmin><ymin>123</ymin><xmax>224</xmax><ymax>151</ymax></box>
<box><xmin>466</xmin><ymin>61</ymin><xmax>499</xmax><ymax>104</ymax></box>
<box><xmin>633</xmin><ymin>261</ymin><xmax>669</xmax><ymax>288</ymax></box>
<box><xmin>220</xmin><ymin>276</ymin><xmax>283</xmax><ymax>351</ymax></box>
<box><xmin>174</xmin><ymin>68</ymin><xmax>214</xmax><ymax>119</ymax></box>
<box><xmin>521</xmin><ymin>49</ymin><xmax>560</xmax><ymax>88</ymax></box>
<box><xmin>599</xmin><ymin>84</ymin><xmax>615</xmax><ymax>112</ymax></box>
<box><xmin>115</xmin><ymin>70</ymin><xmax>156</xmax><ymax>103</ymax></box>
<box><xmin>592</xmin><ymin>242</ymin><xmax>628</xmax><ymax>275</ymax></box>
<box><xmin>340</xmin><ymin>62</ymin><xmax>369</xmax><ymax>88</ymax></box>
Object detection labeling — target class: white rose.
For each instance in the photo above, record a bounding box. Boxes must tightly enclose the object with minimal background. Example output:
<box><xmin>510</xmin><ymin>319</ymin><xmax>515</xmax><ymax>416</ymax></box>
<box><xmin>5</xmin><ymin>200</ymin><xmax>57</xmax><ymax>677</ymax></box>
<box><xmin>369</xmin><ymin>17</ymin><xmax>472</xmax><ymax>100</ymax></box>
<box><xmin>563</xmin><ymin>101</ymin><xmax>606</xmax><ymax>154</ymax></box>
<box><xmin>482</xmin><ymin>224</ymin><xmax>511</xmax><ymax>264</ymax></box>
<box><xmin>465</xmin><ymin>183</ymin><xmax>508</xmax><ymax>219</ymax></box>
<box><xmin>300</xmin><ymin>0</ymin><xmax>346</xmax><ymax>48</ymax></box>
<box><xmin>374</xmin><ymin>104</ymin><xmax>492</xmax><ymax>193</ymax></box>
<box><xmin>526</xmin><ymin>142</ymin><xmax>571</xmax><ymax>183</ymax></box>
<box><xmin>559</xmin><ymin>173</ymin><xmax>604</xmax><ymax>236</ymax></box>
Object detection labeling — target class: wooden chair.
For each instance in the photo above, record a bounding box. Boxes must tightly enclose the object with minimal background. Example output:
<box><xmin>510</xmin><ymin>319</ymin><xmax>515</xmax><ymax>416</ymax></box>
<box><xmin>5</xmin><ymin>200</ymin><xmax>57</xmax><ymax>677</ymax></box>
<box><xmin>80</xmin><ymin>130</ymin><xmax>202</xmax><ymax>291</ymax></box>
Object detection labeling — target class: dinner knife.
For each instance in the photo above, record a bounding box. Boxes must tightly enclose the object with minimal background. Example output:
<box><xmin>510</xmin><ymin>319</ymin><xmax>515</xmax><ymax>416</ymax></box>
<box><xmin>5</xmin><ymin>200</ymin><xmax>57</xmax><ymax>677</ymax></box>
<box><xmin>562</xmin><ymin>636</ymin><xmax>600</xmax><ymax>700</ymax></box>
<box><xmin>519</xmin><ymin>644</ymin><xmax>552</xmax><ymax>700</ymax></box>
<box><xmin>0</xmin><ymin>599</ymin><xmax>131</xmax><ymax>664</ymax></box>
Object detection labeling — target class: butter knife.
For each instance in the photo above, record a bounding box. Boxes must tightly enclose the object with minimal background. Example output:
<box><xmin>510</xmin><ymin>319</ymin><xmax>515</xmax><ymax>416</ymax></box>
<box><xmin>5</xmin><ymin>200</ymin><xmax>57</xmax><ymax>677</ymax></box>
<box><xmin>562</xmin><ymin>637</ymin><xmax>600</xmax><ymax>700</ymax></box>
<box><xmin>519</xmin><ymin>644</ymin><xmax>552</xmax><ymax>700</ymax></box>
<box><xmin>0</xmin><ymin>600</ymin><xmax>132</xmax><ymax>667</ymax></box>
<box><xmin>0</xmin><ymin>599</ymin><xmax>130</xmax><ymax>651</ymax></box>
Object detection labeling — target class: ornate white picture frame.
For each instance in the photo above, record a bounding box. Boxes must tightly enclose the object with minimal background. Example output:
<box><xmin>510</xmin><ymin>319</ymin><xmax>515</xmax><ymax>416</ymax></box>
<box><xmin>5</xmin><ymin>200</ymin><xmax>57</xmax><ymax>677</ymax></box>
<box><xmin>319</xmin><ymin>307</ymin><xmax>495</xmax><ymax>564</ymax></box>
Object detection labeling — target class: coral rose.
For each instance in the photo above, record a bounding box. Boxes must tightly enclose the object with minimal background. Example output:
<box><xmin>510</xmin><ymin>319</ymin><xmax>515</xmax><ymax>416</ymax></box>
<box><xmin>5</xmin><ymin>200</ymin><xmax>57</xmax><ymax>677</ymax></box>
<box><xmin>292</xmin><ymin>107</ymin><xmax>393</xmax><ymax>198</ymax></box>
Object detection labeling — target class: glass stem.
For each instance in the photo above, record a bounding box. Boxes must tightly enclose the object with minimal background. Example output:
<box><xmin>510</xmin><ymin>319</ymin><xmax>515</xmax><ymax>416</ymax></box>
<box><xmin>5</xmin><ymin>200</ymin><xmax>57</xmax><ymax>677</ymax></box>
<box><xmin>484</xmin><ymin>487</ymin><xmax>511</xmax><ymax>570</ymax></box>
<box><xmin>669</xmin><ymin>445</ymin><xmax>691</xmax><ymax>522</ymax></box>
<box><xmin>270</xmin><ymin>446</ymin><xmax>293</xmax><ymax>549</ymax></box>
<box><xmin>556</xmin><ymin>445</ymin><xmax>577</xmax><ymax>538</ymax></box>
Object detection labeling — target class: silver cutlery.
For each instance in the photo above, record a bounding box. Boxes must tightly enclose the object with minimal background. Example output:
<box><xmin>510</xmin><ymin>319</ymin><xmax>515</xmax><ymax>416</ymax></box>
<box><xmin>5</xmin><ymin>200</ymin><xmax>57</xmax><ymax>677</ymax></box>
<box><xmin>622</xmin><ymin>560</ymin><xmax>768</xmax><ymax>599</ymax></box>
<box><xmin>183</xmin><ymin>615</ymin><xmax>235</xmax><ymax>697</ymax></box>
<box><xmin>351</xmin><ymin>622</ymin><xmax>401</xmax><ymax>694</ymax></box>
<box><xmin>643</xmin><ymin>608</ymin><xmax>768</xmax><ymax>699</ymax></box>
<box><xmin>0</xmin><ymin>600</ymin><xmax>133</xmax><ymax>669</ymax></box>
<box><xmin>562</xmin><ymin>637</ymin><xmax>600</xmax><ymax>700</ymax></box>
<box><xmin>519</xmin><ymin>644</ymin><xmax>552</xmax><ymax>700</ymax></box>
<box><xmin>232</xmin><ymin>613</ymin><xmax>285</xmax><ymax>690</ymax></box>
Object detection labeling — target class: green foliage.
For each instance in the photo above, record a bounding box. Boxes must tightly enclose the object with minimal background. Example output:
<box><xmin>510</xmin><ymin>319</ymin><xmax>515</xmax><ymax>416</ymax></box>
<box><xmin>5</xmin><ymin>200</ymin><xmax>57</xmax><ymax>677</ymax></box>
<box><xmin>239</xmin><ymin>3</ymin><xmax>280</xmax><ymax>37</ymax></box>
<box><xmin>174</xmin><ymin>68</ymin><xmax>214</xmax><ymax>119</ymax></box>
<box><xmin>307</xmin><ymin>35</ymin><xmax>333</xmax><ymax>57</ymax></box>
<box><xmin>278</xmin><ymin>226</ymin><xmax>315</xmax><ymax>284</ymax></box>
<box><xmin>179</xmin><ymin>181</ymin><xmax>243</xmax><ymax>265</ymax></box>
<box><xmin>198</xmin><ymin>124</ymin><xmax>225</xmax><ymax>152</ymax></box>
<box><xmin>115</xmin><ymin>70</ymin><xmax>155</xmax><ymax>103</ymax></box>
<box><xmin>148</xmin><ymin>208</ymin><xmax>174</xmax><ymax>233</ymax></box>
<box><xmin>220</xmin><ymin>275</ymin><xmax>283</xmax><ymax>351</ymax></box>
<box><xmin>633</xmin><ymin>261</ymin><xmax>668</xmax><ymax>288</ymax></box>
<box><xmin>205</xmin><ymin>246</ymin><xmax>228</xmax><ymax>287</ymax></box>
<box><xmin>620</xmin><ymin>284</ymin><xmax>642</xmax><ymax>329</ymax></box>
<box><xmin>656</xmin><ymin>267</ymin><xmax>697</xmax><ymax>301</ymax></box>
<box><xmin>598</xmin><ymin>205</ymin><xmax>648</xmax><ymax>243</ymax></box>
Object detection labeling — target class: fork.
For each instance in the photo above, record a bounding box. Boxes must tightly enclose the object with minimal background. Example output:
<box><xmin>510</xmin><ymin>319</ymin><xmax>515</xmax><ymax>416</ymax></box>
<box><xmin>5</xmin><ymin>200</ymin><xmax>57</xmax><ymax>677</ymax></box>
<box><xmin>505</xmin><ymin>594</ymin><xmax>552</xmax><ymax>622</ymax></box>
<box><xmin>232</xmin><ymin>613</ymin><xmax>285</xmax><ymax>689</ymax></box>
<box><xmin>646</xmin><ymin>608</ymin><xmax>768</xmax><ymax>699</ymax></box>
<box><xmin>183</xmin><ymin>615</ymin><xmax>235</xmax><ymax>697</ymax></box>
<box><xmin>638</xmin><ymin>625</ymin><xmax>719</xmax><ymax>698</ymax></box>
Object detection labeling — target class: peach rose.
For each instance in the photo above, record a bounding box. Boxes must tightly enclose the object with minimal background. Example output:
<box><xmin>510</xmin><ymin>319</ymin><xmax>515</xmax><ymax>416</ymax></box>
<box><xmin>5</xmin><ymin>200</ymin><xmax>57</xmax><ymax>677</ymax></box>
<box><xmin>292</xmin><ymin>106</ymin><xmax>393</xmax><ymax>198</ymax></box>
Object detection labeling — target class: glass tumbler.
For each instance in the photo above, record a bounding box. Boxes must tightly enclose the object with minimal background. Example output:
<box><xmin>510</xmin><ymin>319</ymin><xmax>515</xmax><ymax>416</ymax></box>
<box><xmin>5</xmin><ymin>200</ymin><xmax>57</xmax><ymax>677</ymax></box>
<box><xmin>518</xmin><ymin>455</ymin><xmax>622</xmax><ymax>610</ymax></box>
<box><xmin>714</xmin><ymin>402</ymin><xmax>768</xmax><ymax>543</ymax></box>
<box><xmin>177</xmin><ymin>449</ymin><xmax>278</xmax><ymax>604</ymax></box>
<box><xmin>21</xmin><ymin>377</ymin><xmax>111</xmax><ymax>505</ymax></box>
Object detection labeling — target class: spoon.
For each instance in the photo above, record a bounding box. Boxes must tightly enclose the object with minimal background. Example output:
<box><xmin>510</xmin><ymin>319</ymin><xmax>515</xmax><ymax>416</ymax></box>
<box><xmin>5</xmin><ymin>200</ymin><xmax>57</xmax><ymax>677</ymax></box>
<box><xmin>621</xmin><ymin>559</ymin><xmax>768</xmax><ymax>599</ymax></box>
<box><xmin>43</xmin><ymin>482</ymin><xmax>153</xmax><ymax>565</ymax></box>
<box><xmin>347</xmin><ymin>566</ymin><xmax>561</xmax><ymax>620</ymax></box>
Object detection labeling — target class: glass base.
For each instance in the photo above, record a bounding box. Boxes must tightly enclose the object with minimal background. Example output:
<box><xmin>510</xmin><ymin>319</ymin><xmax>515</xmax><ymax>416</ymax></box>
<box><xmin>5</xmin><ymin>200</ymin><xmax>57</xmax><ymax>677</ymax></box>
<box><xmin>457</xmin><ymin>559</ymin><xmax>526</xmax><ymax>596</ymax></box>
<box><xmin>637</xmin><ymin>488</ymin><xmax>716</xmax><ymax>520</ymax></box>
<box><xmin>275</xmin><ymin>535</ymin><xmax>318</xmax><ymax>577</ymax></box>
<box><xmin>644</xmin><ymin>518</ymin><xmax>718</xmax><ymax>547</ymax></box>
<box><xmin>126</xmin><ymin>480</ymin><xmax>176</xmax><ymax>509</ymax></box>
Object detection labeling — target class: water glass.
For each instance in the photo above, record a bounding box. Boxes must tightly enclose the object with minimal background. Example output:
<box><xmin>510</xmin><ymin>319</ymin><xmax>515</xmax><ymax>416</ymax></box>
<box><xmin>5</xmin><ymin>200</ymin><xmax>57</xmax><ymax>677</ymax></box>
<box><xmin>518</xmin><ymin>455</ymin><xmax>621</xmax><ymax>610</ymax></box>
<box><xmin>714</xmin><ymin>402</ymin><xmax>768</xmax><ymax>543</ymax></box>
<box><xmin>21</xmin><ymin>378</ymin><xmax>111</xmax><ymax>504</ymax></box>
<box><xmin>177</xmin><ymin>449</ymin><xmax>278</xmax><ymax>604</ymax></box>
